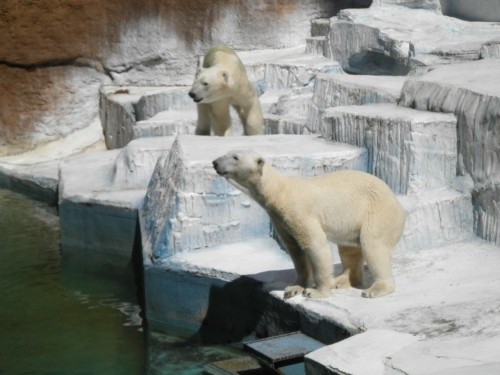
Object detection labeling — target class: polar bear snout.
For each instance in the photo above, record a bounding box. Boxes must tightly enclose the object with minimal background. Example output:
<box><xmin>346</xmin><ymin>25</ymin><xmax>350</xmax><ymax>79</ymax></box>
<box><xmin>188</xmin><ymin>90</ymin><xmax>202</xmax><ymax>103</ymax></box>
<box><xmin>212</xmin><ymin>159</ymin><xmax>226</xmax><ymax>176</ymax></box>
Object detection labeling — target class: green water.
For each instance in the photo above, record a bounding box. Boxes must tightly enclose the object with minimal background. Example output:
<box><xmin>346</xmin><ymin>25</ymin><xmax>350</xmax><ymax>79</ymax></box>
<box><xmin>0</xmin><ymin>189</ymin><xmax>242</xmax><ymax>375</ymax></box>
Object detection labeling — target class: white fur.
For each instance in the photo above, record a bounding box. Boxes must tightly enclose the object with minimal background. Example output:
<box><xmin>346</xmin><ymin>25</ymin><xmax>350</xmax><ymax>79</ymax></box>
<box><xmin>213</xmin><ymin>151</ymin><xmax>406</xmax><ymax>299</ymax></box>
<box><xmin>189</xmin><ymin>46</ymin><xmax>263</xmax><ymax>136</ymax></box>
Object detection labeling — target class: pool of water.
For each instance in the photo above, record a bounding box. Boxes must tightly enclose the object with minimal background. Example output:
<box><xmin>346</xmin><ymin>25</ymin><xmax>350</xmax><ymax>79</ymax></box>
<box><xmin>0</xmin><ymin>189</ymin><xmax>242</xmax><ymax>375</ymax></box>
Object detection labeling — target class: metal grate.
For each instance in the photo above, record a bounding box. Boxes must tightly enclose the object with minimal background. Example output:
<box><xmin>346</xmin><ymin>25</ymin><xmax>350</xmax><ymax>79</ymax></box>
<box><xmin>244</xmin><ymin>332</ymin><xmax>324</xmax><ymax>370</ymax></box>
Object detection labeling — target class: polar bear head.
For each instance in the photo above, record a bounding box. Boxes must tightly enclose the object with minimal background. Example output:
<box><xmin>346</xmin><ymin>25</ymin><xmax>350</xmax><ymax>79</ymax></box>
<box><xmin>213</xmin><ymin>150</ymin><xmax>265</xmax><ymax>190</ymax></box>
<box><xmin>189</xmin><ymin>67</ymin><xmax>230</xmax><ymax>104</ymax></box>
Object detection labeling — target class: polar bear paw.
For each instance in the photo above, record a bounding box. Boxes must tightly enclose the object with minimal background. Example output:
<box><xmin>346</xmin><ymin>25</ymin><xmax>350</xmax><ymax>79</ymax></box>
<box><xmin>302</xmin><ymin>288</ymin><xmax>331</xmax><ymax>299</ymax></box>
<box><xmin>284</xmin><ymin>285</ymin><xmax>304</xmax><ymax>299</ymax></box>
<box><xmin>362</xmin><ymin>280</ymin><xmax>395</xmax><ymax>298</ymax></box>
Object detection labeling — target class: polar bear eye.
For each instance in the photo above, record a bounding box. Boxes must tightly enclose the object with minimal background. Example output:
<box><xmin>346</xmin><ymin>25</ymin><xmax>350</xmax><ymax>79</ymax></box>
<box><xmin>233</xmin><ymin>155</ymin><xmax>239</xmax><ymax>161</ymax></box>
<box><xmin>202</xmin><ymin>82</ymin><xmax>209</xmax><ymax>87</ymax></box>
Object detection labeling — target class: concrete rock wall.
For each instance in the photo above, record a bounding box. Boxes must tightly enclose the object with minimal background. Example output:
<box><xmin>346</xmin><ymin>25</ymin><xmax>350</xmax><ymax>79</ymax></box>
<box><xmin>441</xmin><ymin>0</ymin><xmax>500</xmax><ymax>22</ymax></box>
<box><xmin>0</xmin><ymin>0</ymin><xmax>370</xmax><ymax>157</ymax></box>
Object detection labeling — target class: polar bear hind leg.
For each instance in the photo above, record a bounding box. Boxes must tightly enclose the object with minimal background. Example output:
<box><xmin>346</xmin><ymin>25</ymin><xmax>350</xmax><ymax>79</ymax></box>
<box><xmin>331</xmin><ymin>245</ymin><xmax>364</xmax><ymax>290</ymax></box>
<box><xmin>233</xmin><ymin>102</ymin><xmax>264</xmax><ymax>135</ymax></box>
<box><xmin>360</xmin><ymin>238</ymin><xmax>396</xmax><ymax>298</ymax></box>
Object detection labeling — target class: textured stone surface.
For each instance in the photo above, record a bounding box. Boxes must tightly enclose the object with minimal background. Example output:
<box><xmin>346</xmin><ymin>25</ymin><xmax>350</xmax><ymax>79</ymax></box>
<box><xmin>305</xmin><ymin>329</ymin><xmax>419</xmax><ymax>375</ymax></box>
<box><xmin>399</xmin><ymin>59</ymin><xmax>500</xmax><ymax>244</ymax></box>
<box><xmin>308</xmin><ymin>74</ymin><xmax>405</xmax><ymax>132</ymax></box>
<box><xmin>262</xmin><ymin>89</ymin><xmax>313</xmax><ymax>135</ymax></box>
<box><xmin>397</xmin><ymin>187</ymin><xmax>474</xmax><ymax>251</ymax></box>
<box><xmin>326</xmin><ymin>7</ymin><xmax>500</xmax><ymax>75</ymax></box>
<box><xmin>264</xmin><ymin>53</ymin><xmax>343</xmax><ymax>91</ymax></box>
<box><xmin>371</xmin><ymin>0</ymin><xmax>442</xmax><ymax>12</ymax></box>
<box><xmin>480</xmin><ymin>38</ymin><xmax>500</xmax><ymax>59</ymax></box>
<box><xmin>322</xmin><ymin>103</ymin><xmax>458</xmax><ymax>194</ymax></box>
<box><xmin>59</xmin><ymin>137</ymin><xmax>174</xmax><ymax>255</ymax></box>
<box><xmin>0</xmin><ymin>65</ymin><xmax>109</xmax><ymax>156</ymax></box>
<box><xmin>441</xmin><ymin>0</ymin><xmax>500</xmax><ymax>22</ymax></box>
<box><xmin>99</xmin><ymin>86</ymin><xmax>194</xmax><ymax>149</ymax></box>
<box><xmin>1</xmin><ymin>0</ymin><xmax>359</xmax><ymax>156</ymax></box>
<box><xmin>134</xmin><ymin>110</ymin><xmax>197</xmax><ymax>139</ymax></box>
<box><xmin>283</xmin><ymin>239</ymin><xmax>500</xmax><ymax>374</ymax></box>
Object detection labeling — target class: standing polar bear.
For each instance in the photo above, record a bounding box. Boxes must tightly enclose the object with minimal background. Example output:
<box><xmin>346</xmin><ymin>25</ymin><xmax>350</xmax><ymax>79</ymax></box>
<box><xmin>213</xmin><ymin>151</ymin><xmax>406</xmax><ymax>299</ymax></box>
<box><xmin>188</xmin><ymin>45</ymin><xmax>264</xmax><ymax>136</ymax></box>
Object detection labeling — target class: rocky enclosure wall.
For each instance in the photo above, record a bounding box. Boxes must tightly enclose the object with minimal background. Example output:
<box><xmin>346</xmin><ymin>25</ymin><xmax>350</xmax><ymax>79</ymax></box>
<box><xmin>0</xmin><ymin>0</ymin><xmax>371</xmax><ymax>157</ymax></box>
<box><xmin>440</xmin><ymin>0</ymin><xmax>500</xmax><ymax>22</ymax></box>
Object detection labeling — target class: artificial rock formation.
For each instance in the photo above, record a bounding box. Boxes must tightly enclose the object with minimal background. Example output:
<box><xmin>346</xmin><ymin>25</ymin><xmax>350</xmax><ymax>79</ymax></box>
<box><xmin>0</xmin><ymin>0</ymin><xmax>368</xmax><ymax>157</ymax></box>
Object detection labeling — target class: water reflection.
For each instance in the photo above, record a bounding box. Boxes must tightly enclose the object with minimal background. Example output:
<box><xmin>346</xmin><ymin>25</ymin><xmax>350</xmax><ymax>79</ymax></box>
<box><xmin>0</xmin><ymin>188</ymin><xmax>245</xmax><ymax>375</ymax></box>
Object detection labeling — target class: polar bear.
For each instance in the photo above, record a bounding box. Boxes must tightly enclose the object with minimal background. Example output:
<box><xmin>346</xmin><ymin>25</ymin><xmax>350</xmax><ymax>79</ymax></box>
<box><xmin>188</xmin><ymin>45</ymin><xmax>263</xmax><ymax>136</ymax></box>
<box><xmin>213</xmin><ymin>151</ymin><xmax>406</xmax><ymax>299</ymax></box>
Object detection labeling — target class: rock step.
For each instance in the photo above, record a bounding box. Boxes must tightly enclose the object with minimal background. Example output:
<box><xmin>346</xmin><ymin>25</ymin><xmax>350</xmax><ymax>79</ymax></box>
<box><xmin>326</xmin><ymin>7</ymin><xmax>500</xmax><ymax>74</ymax></box>
<box><xmin>264</xmin><ymin>114</ymin><xmax>309</xmax><ymax>135</ymax></box>
<box><xmin>260</xmin><ymin>89</ymin><xmax>311</xmax><ymax>135</ymax></box>
<box><xmin>143</xmin><ymin>237</ymin><xmax>295</xmax><ymax>335</ymax></box>
<box><xmin>0</xmin><ymin>161</ymin><xmax>59</xmax><ymax>205</ymax></box>
<box><xmin>264</xmin><ymin>53</ymin><xmax>343</xmax><ymax>91</ymax></box>
<box><xmin>298</xmin><ymin>238</ymin><xmax>500</xmax><ymax>375</ymax></box>
<box><xmin>134</xmin><ymin>110</ymin><xmax>197</xmax><ymax>139</ymax></box>
<box><xmin>261</xmin><ymin>89</ymin><xmax>313</xmax><ymax>117</ymax></box>
<box><xmin>322</xmin><ymin>103</ymin><xmax>458</xmax><ymax>194</ymax></box>
<box><xmin>240</xmin><ymin>44</ymin><xmax>343</xmax><ymax>91</ymax></box>
<box><xmin>145</xmin><ymin>234</ymin><xmax>499</xmax><ymax>366</ymax></box>
<box><xmin>397</xmin><ymin>187</ymin><xmax>474</xmax><ymax>252</ymax></box>
<box><xmin>239</xmin><ymin>45</ymin><xmax>309</xmax><ymax>93</ymax></box>
<box><xmin>134</xmin><ymin>86</ymin><xmax>194</xmax><ymax>121</ymax></box>
<box><xmin>310</xmin><ymin>18</ymin><xmax>330</xmax><ymax>37</ymax></box>
<box><xmin>308</xmin><ymin>73</ymin><xmax>405</xmax><ymax>133</ymax></box>
<box><xmin>59</xmin><ymin>137</ymin><xmax>175</xmax><ymax>256</ymax></box>
<box><xmin>140</xmin><ymin>135</ymin><xmax>368</xmax><ymax>262</ymax></box>
<box><xmin>305</xmin><ymin>36</ymin><xmax>327</xmax><ymax>55</ymax></box>
<box><xmin>398</xmin><ymin>59</ymin><xmax>500</xmax><ymax>246</ymax></box>
<box><xmin>99</xmin><ymin>85</ymin><xmax>193</xmax><ymax>149</ymax></box>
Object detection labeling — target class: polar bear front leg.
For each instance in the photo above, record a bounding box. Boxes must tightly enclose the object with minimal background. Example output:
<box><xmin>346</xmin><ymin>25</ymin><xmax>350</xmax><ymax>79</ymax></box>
<box><xmin>274</xmin><ymin>223</ymin><xmax>313</xmax><ymax>299</ymax></box>
<box><xmin>195</xmin><ymin>104</ymin><xmax>212</xmax><ymax>135</ymax></box>
<box><xmin>209</xmin><ymin>100</ymin><xmax>232</xmax><ymax>136</ymax></box>
<box><xmin>300</xmin><ymin>224</ymin><xmax>334</xmax><ymax>299</ymax></box>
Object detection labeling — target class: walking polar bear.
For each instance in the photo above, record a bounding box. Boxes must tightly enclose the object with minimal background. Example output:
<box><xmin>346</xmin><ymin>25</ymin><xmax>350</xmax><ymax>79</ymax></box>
<box><xmin>213</xmin><ymin>151</ymin><xmax>406</xmax><ymax>299</ymax></box>
<box><xmin>188</xmin><ymin>45</ymin><xmax>263</xmax><ymax>136</ymax></box>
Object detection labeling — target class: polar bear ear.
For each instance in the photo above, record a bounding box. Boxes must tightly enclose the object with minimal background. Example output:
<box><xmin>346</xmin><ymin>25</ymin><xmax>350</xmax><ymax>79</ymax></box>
<box><xmin>221</xmin><ymin>71</ymin><xmax>229</xmax><ymax>83</ymax></box>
